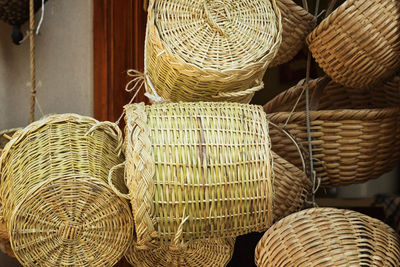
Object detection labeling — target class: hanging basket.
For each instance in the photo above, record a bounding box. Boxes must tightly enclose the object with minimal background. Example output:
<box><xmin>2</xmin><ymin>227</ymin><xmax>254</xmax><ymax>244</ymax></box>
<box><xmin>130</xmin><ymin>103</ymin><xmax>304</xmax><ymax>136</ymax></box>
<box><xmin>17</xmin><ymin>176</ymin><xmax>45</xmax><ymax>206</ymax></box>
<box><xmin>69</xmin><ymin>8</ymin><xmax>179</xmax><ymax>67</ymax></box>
<box><xmin>306</xmin><ymin>0</ymin><xmax>400</xmax><ymax>88</ymax></box>
<box><xmin>144</xmin><ymin>0</ymin><xmax>282</xmax><ymax>103</ymax></box>
<box><xmin>0</xmin><ymin>128</ymin><xmax>20</xmax><ymax>258</ymax></box>
<box><xmin>255</xmin><ymin>208</ymin><xmax>400</xmax><ymax>266</ymax></box>
<box><xmin>0</xmin><ymin>114</ymin><xmax>133</xmax><ymax>267</ymax></box>
<box><xmin>125</xmin><ymin>238</ymin><xmax>235</xmax><ymax>267</ymax></box>
<box><xmin>269</xmin><ymin>0</ymin><xmax>315</xmax><ymax>67</ymax></box>
<box><xmin>0</xmin><ymin>0</ymin><xmax>46</xmax><ymax>26</ymax></box>
<box><xmin>264</xmin><ymin>77</ymin><xmax>400</xmax><ymax>187</ymax></box>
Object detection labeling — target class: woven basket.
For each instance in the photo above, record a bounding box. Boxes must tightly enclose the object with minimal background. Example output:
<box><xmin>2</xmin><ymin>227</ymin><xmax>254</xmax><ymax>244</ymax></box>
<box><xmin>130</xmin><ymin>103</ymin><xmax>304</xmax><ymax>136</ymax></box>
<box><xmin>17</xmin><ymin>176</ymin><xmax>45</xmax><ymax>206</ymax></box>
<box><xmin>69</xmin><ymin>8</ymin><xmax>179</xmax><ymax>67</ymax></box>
<box><xmin>255</xmin><ymin>208</ymin><xmax>400</xmax><ymax>266</ymax></box>
<box><xmin>264</xmin><ymin>78</ymin><xmax>400</xmax><ymax>187</ymax></box>
<box><xmin>0</xmin><ymin>0</ymin><xmax>46</xmax><ymax>26</ymax></box>
<box><xmin>125</xmin><ymin>238</ymin><xmax>235</xmax><ymax>267</ymax></box>
<box><xmin>269</xmin><ymin>0</ymin><xmax>315</xmax><ymax>67</ymax></box>
<box><xmin>368</xmin><ymin>74</ymin><xmax>400</xmax><ymax>108</ymax></box>
<box><xmin>306</xmin><ymin>0</ymin><xmax>400</xmax><ymax>88</ymax></box>
<box><xmin>144</xmin><ymin>0</ymin><xmax>282</xmax><ymax>103</ymax></box>
<box><xmin>0</xmin><ymin>128</ymin><xmax>20</xmax><ymax>258</ymax></box>
<box><xmin>0</xmin><ymin>114</ymin><xmax>133</xmax><ymax>266</ymax></box>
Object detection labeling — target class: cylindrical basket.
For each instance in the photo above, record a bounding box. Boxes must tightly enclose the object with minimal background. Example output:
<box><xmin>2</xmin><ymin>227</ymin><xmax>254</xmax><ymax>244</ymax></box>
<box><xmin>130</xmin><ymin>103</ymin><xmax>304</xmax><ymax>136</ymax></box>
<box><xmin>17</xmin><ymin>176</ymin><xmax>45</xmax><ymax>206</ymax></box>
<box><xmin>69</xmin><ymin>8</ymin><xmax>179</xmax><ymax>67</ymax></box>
<box><xmin>125</xmin><ymin>238</ymin><xmax>235</xmax><ymax>267</ymax></box>
<box><xmin>118</xmin><ymin>102</ymin><xmax>274</xmax><ymax>248</ymax></box>
<box><xmin>269</xmin><ymin>0</ymin><xmax>315</xmax><ymax>67</ymax></box>
<box><xmin>144</xmin><ymin>0</ymin><xmax>282</xmax><ymax>103</ymax></box>
<box><xmin>264</xmin><ymin>78</ymin><xmax>400</xmax><ymax>187</ymax></box>
<box><xmin>0</xmin><ymin>128</ymin><xmax>20</xmax><ymax>258</ymax></box>
<box><xmin>306</xmin><ymin>0</ymin><xmax>400</xmax><ymax>88</ymax></box>
<box><xmin>255</xmin><ymin>208</ymin><xmax>400</xmax><ymax>266</ymax></box>
<box><xmin>0</xmin><ymin>114</ymin><xmax>133</xmax><ymax>266</ymax></box>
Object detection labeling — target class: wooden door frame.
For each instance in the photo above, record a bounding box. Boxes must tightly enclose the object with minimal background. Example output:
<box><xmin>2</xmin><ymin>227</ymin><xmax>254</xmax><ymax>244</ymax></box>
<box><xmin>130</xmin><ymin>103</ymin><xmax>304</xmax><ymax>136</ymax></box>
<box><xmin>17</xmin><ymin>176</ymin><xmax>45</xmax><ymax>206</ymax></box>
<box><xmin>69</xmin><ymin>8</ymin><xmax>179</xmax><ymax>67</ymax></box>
<box><xmin>93</xmin><ymin>0</ymin><xmax>147</xmax><ymax>123</ymax></box>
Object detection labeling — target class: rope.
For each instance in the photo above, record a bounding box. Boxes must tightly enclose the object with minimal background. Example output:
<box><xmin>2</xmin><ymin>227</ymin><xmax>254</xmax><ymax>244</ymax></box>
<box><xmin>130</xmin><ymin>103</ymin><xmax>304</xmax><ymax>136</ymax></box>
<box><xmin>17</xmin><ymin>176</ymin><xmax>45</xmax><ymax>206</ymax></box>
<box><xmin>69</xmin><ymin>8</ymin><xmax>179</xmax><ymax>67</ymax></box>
<box><xmin>29</xmin><ymin>0</ymin><xmax>36</xmax><ymax>123</ymax></box>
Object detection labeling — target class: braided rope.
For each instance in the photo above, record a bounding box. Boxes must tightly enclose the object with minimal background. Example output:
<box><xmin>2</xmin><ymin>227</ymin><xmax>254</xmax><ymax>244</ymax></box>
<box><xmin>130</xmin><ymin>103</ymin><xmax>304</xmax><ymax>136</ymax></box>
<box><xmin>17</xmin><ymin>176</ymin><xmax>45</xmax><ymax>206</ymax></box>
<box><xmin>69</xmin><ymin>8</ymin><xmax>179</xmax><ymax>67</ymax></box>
<box><xmin>29</xmin><ymin>0</ymin><xmax>36</xmax><ymax>123</ymax></box>
<box><xmin>125</xmin><ymin>103</ymin><xmax>156</xmax><ymax>249</ymax></box>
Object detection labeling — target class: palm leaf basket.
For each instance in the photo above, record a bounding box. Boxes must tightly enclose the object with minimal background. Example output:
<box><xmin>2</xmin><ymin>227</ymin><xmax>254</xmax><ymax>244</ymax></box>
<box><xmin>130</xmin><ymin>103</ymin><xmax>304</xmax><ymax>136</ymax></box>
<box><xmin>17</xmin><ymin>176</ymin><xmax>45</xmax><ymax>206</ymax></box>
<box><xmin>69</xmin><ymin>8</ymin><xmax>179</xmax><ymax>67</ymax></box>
<box><xmin>255</xmin><ymin>208</ymin><xmax>400</xmax><ymax>266</ymax></box>
<box><xmin>0</xmin><ymin>114</ymin><xmax>133</xmax><ymax>267</ymax></box>
<box><xmin>109</xmin><ymin>102</ymin><xmax>311</xmax><ymax>250</ymax></box>
<box><xmin>125</xmin><ymin>238</ymin><xmax>235</xmax><ymax>267</ymax></box>
<box><xmin>269</xmin><ymin>0</ymin><xmax>315</xmax><ymax>67</ymax></box>
<box><xmin>144</xmin><ymin>0</ymin><xmax>282</xmax><ymax>103</ymax></box>
<box><xmin>264</xmin><ymin>77</ymin><xmax>400</xmax><ymax>187</ymax></box>
<box><xmin>306</xmin><ymin>0</ymin><xmax>400</xmax><ymax>88</ymax></box>
<box><xmin>0</xmin><ymin>128</ymin><xmax>20</xmax><ymax>258</ymax></box>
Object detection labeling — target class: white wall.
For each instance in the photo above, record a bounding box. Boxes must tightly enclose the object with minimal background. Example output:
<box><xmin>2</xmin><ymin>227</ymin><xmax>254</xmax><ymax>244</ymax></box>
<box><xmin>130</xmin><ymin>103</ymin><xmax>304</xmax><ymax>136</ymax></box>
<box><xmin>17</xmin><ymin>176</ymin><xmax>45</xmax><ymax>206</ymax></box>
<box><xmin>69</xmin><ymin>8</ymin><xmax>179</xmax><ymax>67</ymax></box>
<box><xmin>0</xmin><ymin>0</ymin><xmax>93</xmax><ymax>265</ymax></box>
<box><xmin>0</xmin><ymin>0</ymin><xmax>93</xmax><ymax>130</ymax></box>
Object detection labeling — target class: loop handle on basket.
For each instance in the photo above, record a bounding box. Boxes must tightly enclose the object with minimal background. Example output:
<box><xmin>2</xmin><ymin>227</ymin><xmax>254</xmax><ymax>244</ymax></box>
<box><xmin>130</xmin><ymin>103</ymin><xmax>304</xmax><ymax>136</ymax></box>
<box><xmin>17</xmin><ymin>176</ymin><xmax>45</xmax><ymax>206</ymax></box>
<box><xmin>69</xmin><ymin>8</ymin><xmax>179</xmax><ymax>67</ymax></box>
<box><xmin>213</xmin><ymin>80</ymin><xmax>264</xmax><ymax>99</ymax></box>
<box><xmin>85</xmin><ymin>121</ymin><xmax>124</xmax><ymax>156</ymax></box>
<box><xmin>269</xmin><ymin>121</ymin><xmax>307</xmax><ymax>174</ymax></box>
<box><xmin>108</xmin><ymin>162</ymin><xmax>130</xmax><ymax>199</ymax></box>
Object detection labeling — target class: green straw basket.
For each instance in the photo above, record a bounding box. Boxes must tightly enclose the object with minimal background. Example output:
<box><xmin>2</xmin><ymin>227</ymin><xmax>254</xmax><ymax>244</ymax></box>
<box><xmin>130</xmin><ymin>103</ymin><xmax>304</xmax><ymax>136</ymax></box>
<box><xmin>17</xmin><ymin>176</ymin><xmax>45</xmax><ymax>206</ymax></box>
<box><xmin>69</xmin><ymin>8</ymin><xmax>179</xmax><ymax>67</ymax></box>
<box><xmin>0</xmin><ymin>114</ymin><xmax>133</xmax><ymax>266</ymax></box>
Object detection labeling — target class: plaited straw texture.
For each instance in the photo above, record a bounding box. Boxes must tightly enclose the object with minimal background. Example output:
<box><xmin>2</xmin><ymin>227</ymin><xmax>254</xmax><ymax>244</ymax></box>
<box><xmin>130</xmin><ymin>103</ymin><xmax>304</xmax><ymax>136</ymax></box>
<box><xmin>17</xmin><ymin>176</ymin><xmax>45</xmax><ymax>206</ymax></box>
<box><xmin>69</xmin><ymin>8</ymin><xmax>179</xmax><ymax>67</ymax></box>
<box><xmin>0</xmin><ymin>114</ymin><xmax>133</xmax><ymax>267</ymax></box>
<box><xmin>123</xmin><ymin>102</ymin><xmax>274</xmax><ymax>248</ymax></box>
<box><xmin>269</xmin><ymin>0</ymin><xmax>315</xmax><ymax>67</ymax></box>
<box><xmin>144</xmin><ymin>0</ymin><xmax>282</xmax><ymax>103</ymax></box>
<box><xmin>0</xmin><ymin>128</ymin><xmax>20</xmax><ymax>258</ymax></box>
<box><xmin>264</xmin><ymin>78</ymin><xmax>400</xmax><ymax>187</ymax></box>
<box><xmin>255</xmin><ymin>208</ymin><xmax>400</xmax><ymax>267</ymax></box>
<box><xmin>306</xmin><ymin>0</ymin><xmax>400</xmax><ymax>88</ymax></box>
<box><xmin>125</xmin><ymin>238</ymin><xmax>235</xmax><ymax>267</ymax></box>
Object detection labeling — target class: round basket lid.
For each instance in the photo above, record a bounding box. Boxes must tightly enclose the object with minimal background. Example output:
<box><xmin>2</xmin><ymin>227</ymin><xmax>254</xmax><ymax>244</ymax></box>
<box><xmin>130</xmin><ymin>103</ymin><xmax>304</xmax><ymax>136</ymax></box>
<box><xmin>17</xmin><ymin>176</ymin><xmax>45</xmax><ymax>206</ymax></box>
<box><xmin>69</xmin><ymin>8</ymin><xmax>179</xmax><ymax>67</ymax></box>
<box><xmin>255</xmin><ymin>208</ymin><xmax>400</xmax><ymax>266</ymax></box>
<box><xmin>9</xmin><ymin>176</ymin><xmax>133</xmax><ymax>266</ymax></box>
<box><xmin>153</xmin><ymin>0</ymin><xmax>281</xmax><ymax>71</ymax></box>
<box><xmin>125</xmin><ymin>238</ymin><xmax>235</xmax><ymax>267</ymax></box>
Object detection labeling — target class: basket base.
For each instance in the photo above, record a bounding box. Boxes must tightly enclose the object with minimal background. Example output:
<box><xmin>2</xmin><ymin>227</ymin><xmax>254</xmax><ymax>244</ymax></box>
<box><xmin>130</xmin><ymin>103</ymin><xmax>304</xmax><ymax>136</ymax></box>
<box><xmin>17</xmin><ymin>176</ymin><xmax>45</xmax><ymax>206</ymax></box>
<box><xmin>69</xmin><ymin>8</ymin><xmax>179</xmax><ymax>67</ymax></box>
<box><xmin>9</xmin><ymin>175</ymin><xmax>133</xmax><ymax>267</ymax></box>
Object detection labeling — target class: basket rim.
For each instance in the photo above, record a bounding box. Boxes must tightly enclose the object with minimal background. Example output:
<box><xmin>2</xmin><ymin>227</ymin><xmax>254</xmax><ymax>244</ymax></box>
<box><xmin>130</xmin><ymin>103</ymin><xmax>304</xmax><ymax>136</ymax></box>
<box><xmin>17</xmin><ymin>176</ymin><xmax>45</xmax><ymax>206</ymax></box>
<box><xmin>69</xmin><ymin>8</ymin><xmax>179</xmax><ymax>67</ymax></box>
<box><xmin>147</xmin><ymin>0</ymin><xmax>283</xmax><ymax>76</ymax></box>
<box><xmin>306</xmin><ymin>0</ymin><xmax>359</xmax><ymax>44</ymax></box>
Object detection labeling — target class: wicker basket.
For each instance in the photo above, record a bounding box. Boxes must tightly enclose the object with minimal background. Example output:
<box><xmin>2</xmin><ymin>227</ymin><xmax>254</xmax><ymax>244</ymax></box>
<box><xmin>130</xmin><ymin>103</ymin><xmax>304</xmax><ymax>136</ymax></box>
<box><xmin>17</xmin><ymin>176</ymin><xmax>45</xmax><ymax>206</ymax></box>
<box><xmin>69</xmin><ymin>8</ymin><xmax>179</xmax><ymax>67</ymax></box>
<box><xmin>144</xmin><ymin>0</ymin><xmax>282</xmax><ymax>103</ymax></box>
<box><xmin>0</xmin><ymin>114</ymin><xmax>133</xmax><ymax>266</ymax></box>
<box><xmin>264</xmin><ymin>78</ymin><xmax>400</xmax><ymax>187</ymax></box>
<box><xmin>0</xmin><ymin>128</ymin><xmax>20</xmax><ymax>258</ymax></box>
<box><xmin>269</xmin><ymin>0</ymin><xmax>315</xmax><ymax>67</ymax></box>
<box><xmin>255</xmin><ymin>208</ymin><xmax>400</xmax><ymax>266</ymax></box>
<box><xmin>306</xmin><ymin>0</ymin><xmax>400</xmax><ymax>88</ymax></box>
<box><xmin>368</xmin><ymin>74</ymin><xmax>400</xmax><ymax>108</ymax></box>
<box><xmin>125</xmin><ymin>238</ymin><xmax>235</xmax><ymax>267</ymax></box>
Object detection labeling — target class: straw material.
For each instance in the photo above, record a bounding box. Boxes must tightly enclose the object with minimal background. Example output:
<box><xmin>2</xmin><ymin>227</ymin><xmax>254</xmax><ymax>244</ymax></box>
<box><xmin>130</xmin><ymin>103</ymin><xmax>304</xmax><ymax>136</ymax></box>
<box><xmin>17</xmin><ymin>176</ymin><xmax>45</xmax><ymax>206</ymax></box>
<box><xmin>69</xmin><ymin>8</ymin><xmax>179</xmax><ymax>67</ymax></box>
<box><xmin>264</xmin><ymin>78</ymin><xmax>400</xmax><ymax>187</ymax></box>
<box><xmin>119</xmin><ymin>102</ymin><xmax>274</xmax><ymax>248</ymax></box>
<box><xmin>306</xmin><ymin>0</ymin><xmax>400</xmax><ymax>88</ymax></box>
<box><xmin>368</xmin><ymin>74</ymin><xmax>400</xmax><ymax>108</ymax></box>
<box><xmin>0</xmin><ymin>114</ymin><xmax>133</xmax><ymax>267</ymax></box>
<box><xmin>269</xmin><ymin>0</ymin><xmax>315</xmax><ymax>67</ymax></box>
<box><xmin>255</xmin><ymin>208</ymin><xmax>400</xmax><ymax>266</ymax></box>
<box><xmin>0</xmin><ymin>128</ymin><xmax>20</xmax><ymax>258</ymax></box>
<box><xmin>125</xmin><ymin>238</ymin><xmax>235</xmax><ymax>267</ymax></box>
<box><xmin>144</xmin><ymin>0</ymin><xmax>282</xmax><ymax>103</ymax></box>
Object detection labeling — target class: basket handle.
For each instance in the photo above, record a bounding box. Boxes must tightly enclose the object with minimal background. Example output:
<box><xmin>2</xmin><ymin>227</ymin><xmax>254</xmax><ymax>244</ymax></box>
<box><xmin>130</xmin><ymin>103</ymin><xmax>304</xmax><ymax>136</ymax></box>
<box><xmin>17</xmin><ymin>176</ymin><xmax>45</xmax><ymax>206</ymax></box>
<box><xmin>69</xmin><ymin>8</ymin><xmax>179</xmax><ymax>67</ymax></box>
<box><xmin>213</xmin><ymin>80</ymin><xmax>264</xmax><ymax>99</ymax></box>
<box><xmin>86</xmin><ymin>121</ymin><xmax>124</xmax><ymax>156</ymax></box>
<box><xmin>309</xmin><ymin>76</ymin><xmax>331</xmax><ymax>110</ymax></box>
<box><xmin>108</xmin><ymin>162</ymin><xmax>130</xmax><ymax>199</ymax></box>
<box><xmin>202</xmin><ymin>0</ymin><xmax>227</xmax><ymax>37</ymax></box>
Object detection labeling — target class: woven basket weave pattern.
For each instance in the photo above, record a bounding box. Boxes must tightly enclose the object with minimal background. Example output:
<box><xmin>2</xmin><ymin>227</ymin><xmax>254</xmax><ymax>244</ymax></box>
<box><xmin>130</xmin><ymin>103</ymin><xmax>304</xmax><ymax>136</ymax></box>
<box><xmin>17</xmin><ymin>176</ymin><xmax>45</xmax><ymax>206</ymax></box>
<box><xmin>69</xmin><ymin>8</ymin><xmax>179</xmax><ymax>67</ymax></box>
<box><xmin>264</xmin><ymin>78</ymin><xmax>400</xmax><ymax>187</ymax></box>
<box><xmin>307</xmin><ymin>0</ymin><xmax>400</xmax><ymax>88</ymax></box>
<box><xmin>125</xmin><ymin>238</ymin><xmax>235</xmax><ymax>267</ymax></box>
<box><xmin>124</xmin><ymin>102</ymin><xmax>274</xmax><ymax>248</ymax></box>
<box><xmin>0</xmin><ymin>114</ymin><xmax>133</xmax><ymax>266</ymax></box>
<box><xmin>255</xmin><ymin>208</ymin><xmax>400</xmax><ymax>266</ymax></box>
<box><xmin>270</xmin><ymin>0</ymin><xmax>315</xmax><ymax>67</ymax></box>
<box><xmin>145</xmin><ymin>0</ymin><xmax>282</xmax><ymax>103</ymax></box>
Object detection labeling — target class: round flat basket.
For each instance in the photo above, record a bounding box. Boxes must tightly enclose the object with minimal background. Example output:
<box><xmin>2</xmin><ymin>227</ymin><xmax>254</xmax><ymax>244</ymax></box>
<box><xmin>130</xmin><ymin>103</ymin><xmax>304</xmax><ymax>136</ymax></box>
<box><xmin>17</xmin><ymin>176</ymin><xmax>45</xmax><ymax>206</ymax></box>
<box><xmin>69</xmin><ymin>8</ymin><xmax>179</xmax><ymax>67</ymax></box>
<box><xmin>116</xmin><ymin>102</ymin><xmax>274</xmax><ymax>248</ymax></box>
<box><xmin>306</xmin><ymin>0</ymin><xmax>400</xmax><ymax>88</ymax></box>
<box><xmin>269</xmin><ymin>0</ymin><xmax>315</xmax><ymax>67</ymax></box>
<box><xmin>264</xmin><ymin>77</ymin><xmax>400</xmax><ymax>187</ymax></box>
<box><xmin>0</xmin><ymin>128</ymin><xmax>20</xmax><ymax>258</ymax></box>
<box><xmin>255</xmin><ymin>208</ymin><xmax>400</xmax><ymax>266</ymax></box>
<box><xmin>144</xmin><ymin>0</ymin><xmax>282</xmax><ymax>103</ymax></box>
<box><xmin>0</xmin><ymin>114</ymin><xmax>133</xmax><ymax>267</ymax></box>
<box><xmin>125</xmin><ymin>238</ymin><xmax>235</xmax><ymax>267</ymax></box>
